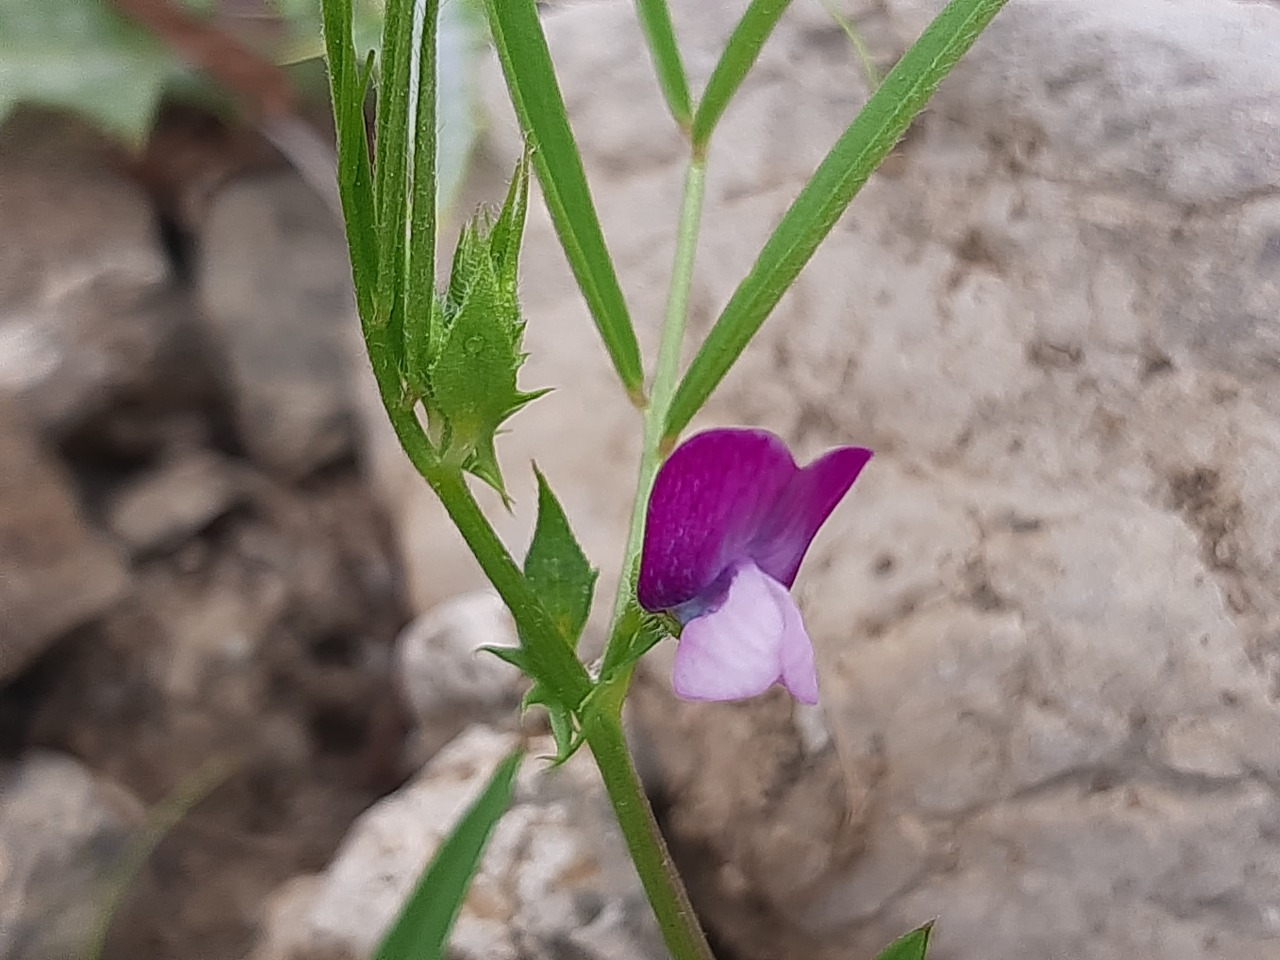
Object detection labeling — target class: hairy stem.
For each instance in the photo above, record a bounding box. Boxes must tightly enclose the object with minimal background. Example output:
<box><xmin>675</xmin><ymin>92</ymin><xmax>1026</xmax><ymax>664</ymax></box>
<box><xmin>377</xmin><ymin>396</ymin><xmax>593</xmax><ymax>711</ymax></box>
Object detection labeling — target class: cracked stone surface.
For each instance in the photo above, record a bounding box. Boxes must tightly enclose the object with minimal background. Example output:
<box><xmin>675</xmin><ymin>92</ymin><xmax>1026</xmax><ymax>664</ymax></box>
<box><xmin>357</xmin><ymin>0</ymin><xmax>1280</xmax><ymax>957</ymax></box>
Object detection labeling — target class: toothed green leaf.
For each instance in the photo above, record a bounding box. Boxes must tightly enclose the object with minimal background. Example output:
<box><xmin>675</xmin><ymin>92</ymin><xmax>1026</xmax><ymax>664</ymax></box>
<box><xmin>871</xmin><ymin>923</ymin><xmax>934</xmax><ymax>960</ymax></box>
<box><xmin>414</xmin><ymin>153</ymin><xmax>543</xmax><ymax>495</ymax></box>
<box><xmin>488</xmin><ymin>148</ymin><xmax>531</xmax><ymax>290</ymax></box>
<box><xmin>479</xmin><ymin>644</ymin><xmax>529</xmax><ymax>672</ymax></box>
<box><xmin>523</xmin><ymin>682</ymin><xmax>583</xmax><ymax>763</ymax></box>
<box><xmin>523</xmin><ymin>467</ymin><xmax>597</xmax><ymax>651</ymax></box>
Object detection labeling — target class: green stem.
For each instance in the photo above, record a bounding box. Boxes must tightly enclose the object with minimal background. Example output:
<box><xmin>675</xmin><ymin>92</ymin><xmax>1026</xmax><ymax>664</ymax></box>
<box><xmin>583</xmin><ymin>711</ymin><xmax>715</xmax><ymax>960</ymax></box>
<box><xmin>377</xmin><ymin>395</ymin><xmax>593</xmax><ymax>711</ymax></box>
<box><xmin>606</xmin><ymin>158</ymin><xmax>707</xmax><ymax>642</ymax></box>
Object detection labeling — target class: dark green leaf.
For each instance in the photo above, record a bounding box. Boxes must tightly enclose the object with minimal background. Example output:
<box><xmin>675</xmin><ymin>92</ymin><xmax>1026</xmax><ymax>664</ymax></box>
<box><xmin>871</xmin><ymin>922</ymin><xmax>934</xmax><ymax>960</ymax></box>
<box><xmin>524</xmin><ymin>467</ymin><xmax>598</xmax><ymax>650</ymax></box>
<box><xmin>372</xmin><ymin>748</ymin><xmax>523</xmax><ymax>960</ymax></box>
<box><xmin>635</xmin><ymin>0</ymin><xmax>692</xmax><ymax>128</ymax></box>
<box><xmin>690</xmin><ymin>0</ymin><xmax>791</xmax><ymax>150</ymax></box>
<box><xmin>482</xmin><ymin>0</ymin><xmax>645</xmax><ymax>400</ymax></box>
<box><xmin>310</xmin><ymin>0</ymin><xmax>483</xmax><ymax>223</ymax></box>
<box><xmin>664</xmin><ymin>0</ymin><xmax>1009</xmax><ymax>442</ymax></box>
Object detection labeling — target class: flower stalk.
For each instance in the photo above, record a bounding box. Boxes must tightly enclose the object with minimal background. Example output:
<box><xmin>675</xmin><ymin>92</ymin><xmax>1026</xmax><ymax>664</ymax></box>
<box><xmin>588</xmin><ymin>154</ymin><xmax>712</xmax><ymax>960</ymax></box>
<box><xmin>606</xmin><ymin>157</ymin><xmax>707</xmax><ymax>650</ymax></box>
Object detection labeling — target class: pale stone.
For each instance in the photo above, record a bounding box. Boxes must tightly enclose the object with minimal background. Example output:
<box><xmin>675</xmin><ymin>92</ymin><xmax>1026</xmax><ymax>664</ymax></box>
<box><xmin>106</xmin><ymin>451</ymin><xmax>244</xmax><ymax>553</ymax></box>
<box><xmin>0</xmin><ymin>752</ymin><xmax>145</xmax><ymax>960</ymax></box>
<box><xmin>394</xmin><ymin>591</ymin><xmax>527</xmax><ymax>762</ymax></box>
<box><xmin>0</xmin><ymin>115</ymin><xmax>171</xmax><ymax>438</ymax></box>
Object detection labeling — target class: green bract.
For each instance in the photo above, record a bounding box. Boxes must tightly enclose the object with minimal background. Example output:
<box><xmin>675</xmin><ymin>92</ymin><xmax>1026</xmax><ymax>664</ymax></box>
<box><xmin>411</xmin><ymin>153</ymin><xmax>548</xmax><ymax>497</ymax></box>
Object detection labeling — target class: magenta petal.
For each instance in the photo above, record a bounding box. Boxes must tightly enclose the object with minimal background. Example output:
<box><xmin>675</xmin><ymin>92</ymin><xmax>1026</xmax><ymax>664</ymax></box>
<box><xmin>671</xmin><ymin>564</ymin><xmax>786</xmax><ymax>701</ymax></box>
<box><xmin>638</xmin><ymin>429</ymin><xmax>796</xmax><ymax>612</ymax></box>
<box><xmin>750</xmin><ymin>446</ymin><xmax>872</xmax><ymax>588</ymax></box>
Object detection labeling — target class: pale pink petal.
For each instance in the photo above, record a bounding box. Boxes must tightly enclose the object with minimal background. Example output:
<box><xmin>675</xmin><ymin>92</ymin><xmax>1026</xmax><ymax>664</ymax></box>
<box><xmin>764</xmin><ymin>576</ymin><xmax>819</xmax><ymax>704</ymax></box>
<box><xmin>672</xmin><ymin>563</ymin><xmax>786</xmax><ymax>702</ymax></box>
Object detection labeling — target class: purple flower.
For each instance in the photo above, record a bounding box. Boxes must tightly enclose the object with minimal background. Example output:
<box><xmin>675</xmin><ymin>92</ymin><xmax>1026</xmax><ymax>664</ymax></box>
<box><xmin>638</xmin><ymin>428</ymin><xmax>872</xmax><ymax>704</ymax></box>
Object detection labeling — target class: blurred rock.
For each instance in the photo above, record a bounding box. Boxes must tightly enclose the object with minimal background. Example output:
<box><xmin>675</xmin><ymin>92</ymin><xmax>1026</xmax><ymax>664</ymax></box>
<box><xmin>198</xmin><ymin>173</ymin><xmax>357</xmax><ymax>478</ymax></box>
<box><xmin>250</xmin><ymin>725</ymin><xmax>664</xmax><ymax>960</ymax></box>
<box><xmin>0</xmin><ymin>399</ymin><xmax>128</xmax><ymax>682</ymax></box>
<box><xmin>358</xmin><ymin>1</ymin><xmax>1280</xmax><ymax>958</ymax></box>
<box><xmin>106</xmin><ymin>451</ymin><xmax>244</xmax><ymax>554</ymax></box>
<box><xmin>395</xmin><ymin>591</ymin><xmax>527</xmax><ymax>764</ymax></box>
<box><xmin>0</xmin><ymin>751</ymin><xmax>145</xmax><ymax>960</ymax></box>
<box><xmin>0</xmin><ymin>113</ymin><xmax>175</xmax><ymax>439</ymax></box>
<box><xmin>21</xmin><ymin>475</ymin><xmax>407</xmax><ymax>958</ymax></box>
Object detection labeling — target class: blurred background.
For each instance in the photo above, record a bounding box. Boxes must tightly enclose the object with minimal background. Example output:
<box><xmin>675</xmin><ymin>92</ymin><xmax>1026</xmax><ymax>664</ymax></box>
<box><xmin>3</xmin><ymin>2</ymin><xmax>1280</xmax><ymax>960</ymax></box>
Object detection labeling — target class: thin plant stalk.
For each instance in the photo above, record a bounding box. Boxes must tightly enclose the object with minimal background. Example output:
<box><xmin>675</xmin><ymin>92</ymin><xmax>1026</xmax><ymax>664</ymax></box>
<box><xmin>606</xmin><ymin>159</ymin><xmax>707</xmax><ymax>640</ymax></box>
<box><xmin>589</xmin><ymin>157</ymin><xmax>712</xmax><ymax>960</ymax></box>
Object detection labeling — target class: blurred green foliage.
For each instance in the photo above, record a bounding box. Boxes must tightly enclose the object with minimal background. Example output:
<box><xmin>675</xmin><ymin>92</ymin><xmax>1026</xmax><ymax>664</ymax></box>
<box><xmin>0</xmin><ymin>0</ymin><xmax>481</xmax><ymax>213</ymax></box>
<box><xmin>0</xmin><ymin>0</ymin><xmax>191</xmax><ymax>144</ymax></box>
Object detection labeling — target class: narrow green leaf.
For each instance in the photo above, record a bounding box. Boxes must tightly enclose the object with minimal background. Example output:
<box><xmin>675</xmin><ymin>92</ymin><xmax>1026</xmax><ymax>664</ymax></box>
<box><xmin>690</xmin><ymin>0</ymin><xmax>791</xmax><ymax>150</ymax></box>
<box><xmin>545</xmin><ymin>704</ymin><xmax>579</xmax><ymax>762</ymax></box>
<box><xmin>405</xmin><ymin>0</ymin><xmax>440</xmax><ymax>366</ymax></box>
<box><xmin>372</xmin><ymin>0</ymin><xmax>417</xmax><ymax>370</ymax></box>
<box><xmin>482</xmin><ymin>0</ymin><xmax>645</xmax><ymax>400</ymax></box>
<box><xmin>372</xmin><ymin>748</ymin><xmax>523</xmax><ymax>960</ymax></box>
<box><xmin>634</xmin><ymin>0</ymin><xmax>692</xmax><ymax>128</ymax></box>
<box><xmin>665</xmin><ymin>0</ymin><xmax>1009</xmax><ymax>442</ymax></box>
<box><xmin>321</xmin><ymin>0</ymin><xmax>378</xmax><ymax>327</ymax></box>
<box><xmin>489</xmin><ymin>148</ymin><xmax>532</xmax><ymax>291</ymax></box>
<box><xmin>871</xmin><ymin>922</ymin><xmax>934</xmax><ymax>960</ymax></box>
<box><xmin>524</xmin><ymin>466</ymin><xmax>598</xmax><ymax>649</ymax></box>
